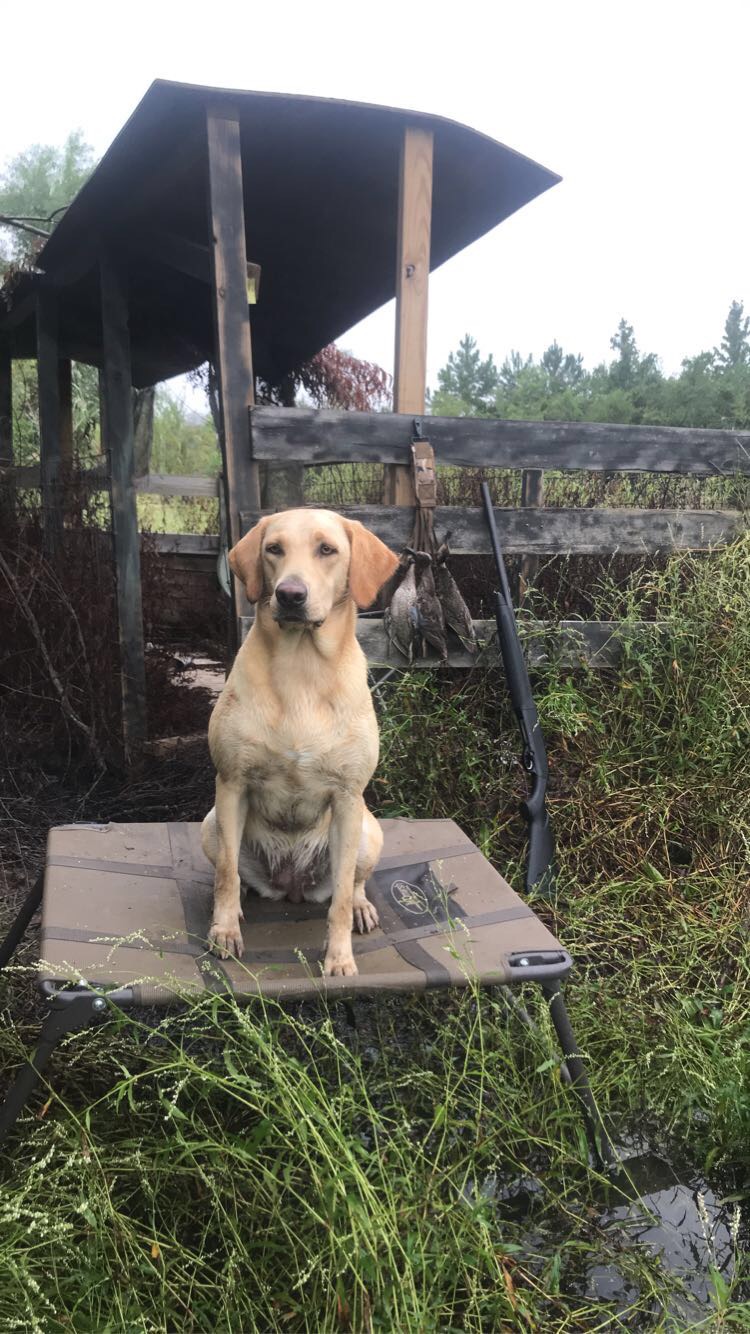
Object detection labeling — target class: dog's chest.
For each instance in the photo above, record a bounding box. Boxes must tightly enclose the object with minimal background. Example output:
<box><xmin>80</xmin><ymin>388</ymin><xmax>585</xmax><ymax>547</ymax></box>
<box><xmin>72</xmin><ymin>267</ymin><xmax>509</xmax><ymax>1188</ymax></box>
<box><xmin>241</xmin><ymin>736</ymin><xmax>333</xmax><ymax>830</ymax></box>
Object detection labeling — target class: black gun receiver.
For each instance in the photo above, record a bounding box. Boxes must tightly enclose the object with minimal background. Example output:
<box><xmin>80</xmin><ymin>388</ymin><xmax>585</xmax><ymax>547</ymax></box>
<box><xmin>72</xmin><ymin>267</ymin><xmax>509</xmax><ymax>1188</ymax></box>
<box><xmin>481</xmin><ymin>481</ymin><xmax>556</xmax><ymax>898</ymax></box>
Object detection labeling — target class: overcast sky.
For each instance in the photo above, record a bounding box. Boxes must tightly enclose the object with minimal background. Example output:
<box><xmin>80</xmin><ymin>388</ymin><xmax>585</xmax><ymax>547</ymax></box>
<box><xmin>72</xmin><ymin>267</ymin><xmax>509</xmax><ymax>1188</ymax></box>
<box><xmin>3</xmin><ymin>0</ymin><xmax>749</xmax><ymax>392</ymax></box>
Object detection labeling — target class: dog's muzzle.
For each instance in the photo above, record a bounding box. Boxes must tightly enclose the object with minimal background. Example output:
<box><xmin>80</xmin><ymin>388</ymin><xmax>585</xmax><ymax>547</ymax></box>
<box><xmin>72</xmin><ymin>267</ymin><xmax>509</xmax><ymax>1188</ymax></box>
<box><xmin>274</xmin><ymin>577</ymin><xmax>310</xmax><ymax>624</ymax></box>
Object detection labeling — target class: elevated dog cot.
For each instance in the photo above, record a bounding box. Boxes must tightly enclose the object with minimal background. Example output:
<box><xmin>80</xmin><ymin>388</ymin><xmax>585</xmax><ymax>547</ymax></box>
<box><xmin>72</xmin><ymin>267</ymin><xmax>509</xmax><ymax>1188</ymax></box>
<box><xmin>0</xmin><ymin>816</ymin><xmax>613</xmax><ymax>1164</ymax></box>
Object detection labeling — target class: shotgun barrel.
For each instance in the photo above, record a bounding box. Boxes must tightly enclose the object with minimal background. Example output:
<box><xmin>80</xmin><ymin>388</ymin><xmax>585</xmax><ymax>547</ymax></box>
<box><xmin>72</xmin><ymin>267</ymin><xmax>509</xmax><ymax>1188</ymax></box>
<box><xmin>481</xmin><ymin>481</ymin><xmax>556</xmax><ymax>898</ymax></box>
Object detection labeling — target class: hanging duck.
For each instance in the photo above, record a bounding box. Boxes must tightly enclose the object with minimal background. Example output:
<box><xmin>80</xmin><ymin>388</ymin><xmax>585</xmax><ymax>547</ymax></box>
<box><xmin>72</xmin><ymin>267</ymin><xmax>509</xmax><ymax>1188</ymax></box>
<box><xmin>406</xmin><ymin>548</ymin><xmax>449</xmax><ymax>661</ymax></box>
<box><xmin>379</xmin><ymin>424</ymin><xmax>477</xmax><ymax>663</ymax></box>
<box><xmin>384</xmin><ymin>551</ymin><xmax>419</xmax><ymax>662</ymax></box>
<box><xmin>434</xmin><ymin>532</ymin><xmax>478</xmax><ymax>654</ymax></box>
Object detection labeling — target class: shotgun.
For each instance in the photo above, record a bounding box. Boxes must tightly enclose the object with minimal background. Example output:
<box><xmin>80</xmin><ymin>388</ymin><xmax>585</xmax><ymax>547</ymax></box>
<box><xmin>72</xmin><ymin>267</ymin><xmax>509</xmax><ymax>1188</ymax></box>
<box><xmin>481</xmin><ymin>481</ymin><xmax>556</xmax><ymax>898</ymax></box>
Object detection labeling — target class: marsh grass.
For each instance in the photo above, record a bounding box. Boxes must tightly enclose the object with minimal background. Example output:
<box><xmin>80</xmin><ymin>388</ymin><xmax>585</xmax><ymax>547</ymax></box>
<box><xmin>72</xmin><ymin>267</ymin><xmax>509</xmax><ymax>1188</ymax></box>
<box><xmin>1</xmin><ymin>540</ymin><xmax>749</xmax><ymax>1330</ymax></box>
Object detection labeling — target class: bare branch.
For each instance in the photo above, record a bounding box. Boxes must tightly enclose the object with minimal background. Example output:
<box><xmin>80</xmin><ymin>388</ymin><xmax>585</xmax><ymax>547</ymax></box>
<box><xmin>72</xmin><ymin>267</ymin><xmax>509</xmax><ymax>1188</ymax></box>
<box><xmin>0</xmin><ymin>548</ymin><xmax>106</xmax><ymax>773</ymax></box>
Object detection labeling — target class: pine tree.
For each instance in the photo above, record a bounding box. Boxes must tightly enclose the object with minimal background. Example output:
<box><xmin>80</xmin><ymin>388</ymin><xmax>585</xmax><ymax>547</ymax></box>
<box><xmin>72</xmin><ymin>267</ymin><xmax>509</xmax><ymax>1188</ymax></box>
<box><xmin>434</xmin><ymin>335</ymin><xmax>499</xmax><ymax>413</ymax></box>
<box><xmin>716</xmin><ymin>300</ymin><xmax>750</xmax><ymax>369</ymax></box>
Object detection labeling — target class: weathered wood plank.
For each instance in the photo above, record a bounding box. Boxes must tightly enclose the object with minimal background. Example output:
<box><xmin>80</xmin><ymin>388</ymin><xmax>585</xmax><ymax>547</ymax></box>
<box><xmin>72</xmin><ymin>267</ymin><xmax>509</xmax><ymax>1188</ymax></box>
<box><xmin>3</xmin><ymin>465</ymin><xmax>218</xmax><ymax>496</ymax></box>
<box><xmin>4</xmin><ymin>465</ymin><xmax>219</xmax><ymax>497</ymax></box>
<box><xmin>125</xmin><ymin>228</ymin><xmax>261</xmax><ymax>299</ymax></box>
<box><xmin>384</xmin><ymin>126</ymin><xmax>434</xmax><ymax>507</ymax></box>
<box><xmin>100</xmin><ymin>254</ymin><xmax>147</xmax><ymax>759</ymax></box>
<box><xmin>207</xmin><ymin>103</ymin><xmax>258</xmax><ymax>630</ymax></box>
<box><xmin>0</xmin><ymin>342</ymin><xmax>13</xmax><ymax>519</ymax></box>
<box><xmin>0</xmin><ymin>343</ymin><xmax>11</xmax><ymax>469</ymax></box>
<box><xmin>240</xmin><ymin>504</ymin><xmax>743</xmax><ymax>555</ymax></box>
<box><xmin>250</xmin><ymin>406</ymin><xmax>750</xmax><ymax>476</ymax></box>
<box><xmin>519</xmin><ymin>467</ymin><xmax>544</xmax><ymax>601</ymax></box>
<box><xmin>36</xmin><ymin>289</ymin><xmax>63</xmax><ymax>558</ymax></box>
<box><xmin>58</xmin><ymin>358</ymin><xmax>73</xmax><ymax>470</ymax></box>
<box><xmin>152</xmin><ymin>533</ymin><xmax>220</xmax><ymax>555</ymax></box>
<box><xmin>135</xmin><ymin>473</ymin><xmax>219</xmax><ymax>498</ymax></box>
<box><xmin>358</xmin><ymin>618</ymin><xmax>662</xmax><ymax>669</ymax></box>
<box><xmin>239</xmin><ymin>615</ymin><xmax>663</xmax><ymax>669</ymax></box>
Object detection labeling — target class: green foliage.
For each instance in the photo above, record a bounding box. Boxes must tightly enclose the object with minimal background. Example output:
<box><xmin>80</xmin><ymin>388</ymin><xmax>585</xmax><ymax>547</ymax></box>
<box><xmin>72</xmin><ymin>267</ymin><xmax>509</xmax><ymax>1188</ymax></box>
<box><xmin>150</xmin><ymin>391</ymin><xmax>220</xmax><ymax>476</ymax></box>
<box><xmin>433</xmin><ymin>303</ymin><xmax>750</xmax><ymax>433</ymax></box>
<box><xmin>717</xmin><ymin>300</ymin><xmax>750</xmax><ymax>370</ymax></box>
<box><xmin>11</xmin><ymin>359</ymin><xmax>101</xmax><ymax>468</ymax></box>
<box><xmin>0</xmin><ymin>131</ymin><xmax>95</xmax><ymax>266</ymax></box>
<box><xmin>432</xmin><ymin>334</ymin><xmax>500</xmax><ymax>415</ymax></box>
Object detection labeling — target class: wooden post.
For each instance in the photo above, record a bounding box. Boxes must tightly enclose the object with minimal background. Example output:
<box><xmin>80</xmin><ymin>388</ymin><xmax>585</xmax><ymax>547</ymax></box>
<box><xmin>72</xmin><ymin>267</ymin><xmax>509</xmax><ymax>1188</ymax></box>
<box><xmin>58</xmin><ymin>358</ymin><xmax>73</xmax><ymax>521</ymax></box>
<box><xmin>0</xmin><ymin>343</ymin><xmax>12</xmax><ymax>518</ymax></box>
<box><xmin>100</xmin><ymin>253</ymin><xmax>147</xmax><ymax>759</ymax></box>
<box><xmin>519</xmin><ymin>467</ymin><xmax>544</xmax><ymax>604</ymax></box>
<box><xmin>206</xmin><ymin>103</ymin><xmax>259</xmax><ymax>627</ymax></box>
<box><xmin>0</xmin><ymin>343</ymin><xmax>11</xmax><ymax>469</ymax></box>
<box><xmin>0</xmin><ymin>341</ymin><xmax>12</xmax><ymax>522</ymax></box>
<box><xmin>58</xmin><ymin>359</ymin><xmax>73</xmax><ymax>469</ymax></box>
<box><xmin>261</xmin><ymin>373</ymin><xmax>304</xmax><ymax>508</ymax></box>
<box><xmin>36</xmin><ymin>289</ymin><xmax>63</xmax><ymax>559</ymax></box>
<box><xmin>383</xmin><ymin>126</ymin><xmax>434</xmax><ymax>507</ymax></box>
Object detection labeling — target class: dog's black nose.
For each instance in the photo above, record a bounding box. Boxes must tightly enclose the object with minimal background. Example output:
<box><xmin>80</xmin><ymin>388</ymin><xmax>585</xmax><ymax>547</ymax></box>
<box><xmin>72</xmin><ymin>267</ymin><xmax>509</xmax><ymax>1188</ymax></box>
<box><xmin>276</xmin><ymin>579</ymin><xmax>308</xmax><ymax>608</ymax></box>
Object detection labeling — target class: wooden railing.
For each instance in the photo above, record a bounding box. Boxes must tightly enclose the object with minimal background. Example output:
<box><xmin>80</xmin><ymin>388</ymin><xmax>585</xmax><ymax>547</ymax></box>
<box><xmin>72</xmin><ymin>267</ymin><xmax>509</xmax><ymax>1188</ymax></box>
<box><xmin>5</xmin><ymin>464</ymin><xmax>220</xmax><ymax>498</ymax></box>
<box><xmin>243</xmin><ymin>406</ymin><xmax>749</xmax><ymax>668</ymax></box>
<box><xmin>5</xmin><ymin>407</ymin><xmax>748</xmax><ymax>669</ymax></box>
<box><xmin>248</xmin><ymin>406</ymin><xmax>750</xmax><ymax>476</ymax></box>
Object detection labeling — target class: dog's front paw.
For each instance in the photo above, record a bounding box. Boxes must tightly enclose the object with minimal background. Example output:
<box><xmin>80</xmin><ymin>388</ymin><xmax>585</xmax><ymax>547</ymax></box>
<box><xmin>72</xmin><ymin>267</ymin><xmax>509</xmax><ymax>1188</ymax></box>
<box><xmin>208</xmin><ymin>917</ymin><xmax>244</xmax><ymax>960</ymax></box>
<box><xmin>323</xmin><ymin>947</ymin><xmax>358</xmax><ymax>978</ymax></box>
<box><xmin>353</xmin><ymin>896</ymin><xmax>379</xmax><ymax>934</ymax></box>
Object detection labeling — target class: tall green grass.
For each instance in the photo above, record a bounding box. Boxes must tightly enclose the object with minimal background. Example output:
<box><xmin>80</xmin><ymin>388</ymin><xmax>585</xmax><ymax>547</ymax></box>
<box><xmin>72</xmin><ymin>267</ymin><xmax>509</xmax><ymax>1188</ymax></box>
<box><xmin>1</xmin><ymin>539</ymin><xmax>749</xmax><ymax>1330</ymax></box>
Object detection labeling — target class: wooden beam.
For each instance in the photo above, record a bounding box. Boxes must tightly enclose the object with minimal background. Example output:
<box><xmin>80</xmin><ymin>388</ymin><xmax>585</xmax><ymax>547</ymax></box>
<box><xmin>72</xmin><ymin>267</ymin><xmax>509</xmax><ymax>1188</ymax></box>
<box><xmin>356</xmin><ymin>617</ymin><xmax>661</xmax><ymax>670</ymax></box>
<box><xmin>239</xmin><ymin>615</ymin><xmax>664</xmax><ymax>670</ymax></box>
<box><xmin>241</xmin><ymin>504</ymin><xmax>744</xmax><ymax>555</ymax></box>
<box><xmin>152</xmin><ymin>533</ymin><xmax>220</xmax><ymax>555</ymax></box>
<box><xmin>519</xmin><ymin>468</ymin><xmax>544</xmax><ymax>602</ymax></box>
<box><xmin>134</xmin><ymin>473</ymin><xmax>219</xmax><ymax>498</ymax></box>
<box><xmin>250</xmin><ymin>406</ymin><xmax>750</xmax><ymax>476</ymax></box>
<box><xmin>100</xmin><ymin>253</ymin><xmax>147</xmax><ymax>760</ymax></box>
<box><xmin>0</xmin><ymin>343</ymin><xmax>13</xmax><ymax>519</ymax></box>
<box><xmin>125</xmin><ymin>228</ymin><xmax>261</xmax><ymax>300</ymax></box>
<box><xmin>36</xmin><ymin>289</ymin><xmax>63</xmax><ymax>558</ymax></box>
<box><xmin>0</xmin><ymin>343</ymin><xmax>11</xmax><ymax>468</ymax></box>
<box><xmin>58</xmin><ymin>358</ymin><xmax>73</xmax><ymax>471</ymax></box>
<box><xmin>5</xmin><ymin>464</ymin><xmax>219</xmax><ymax>498</ymax></box>
<box><xmin>261</xmin><ymin>373</ymin><xmax>304</xmax><ymax>509</ymax></box>
<box><xmin>206</xmin><ymin>104</ymin><xmax>259</xmax><ymax>629</ymax></box>
<box><xmin>383</xmin><ymin>126</ymin><xmax>434</xmax><ymax>507</ymax></box>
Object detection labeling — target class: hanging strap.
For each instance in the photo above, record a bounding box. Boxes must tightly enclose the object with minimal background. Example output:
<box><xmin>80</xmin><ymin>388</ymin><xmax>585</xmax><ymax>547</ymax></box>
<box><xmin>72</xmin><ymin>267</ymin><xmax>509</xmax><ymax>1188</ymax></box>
<box><xmin>410</xmin><ymin>425</ymin><xmax>438</xmax><ymax>554</ymax></box>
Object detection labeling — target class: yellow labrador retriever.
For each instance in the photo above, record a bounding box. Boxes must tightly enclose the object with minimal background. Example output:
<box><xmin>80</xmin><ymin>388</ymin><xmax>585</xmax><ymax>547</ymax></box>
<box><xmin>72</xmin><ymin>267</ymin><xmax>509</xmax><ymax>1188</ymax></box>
<box><xmin>201</xmin><ymin>508</ymin><xmax>399</xmax><ymax>977</ymax></box>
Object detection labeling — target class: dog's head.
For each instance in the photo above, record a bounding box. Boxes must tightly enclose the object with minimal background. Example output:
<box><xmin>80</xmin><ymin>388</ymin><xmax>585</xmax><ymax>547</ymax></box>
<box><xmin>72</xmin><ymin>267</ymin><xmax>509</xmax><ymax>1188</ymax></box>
<box><xmin>229</xmin><ymin>508</ymin><xmax>399</xmax><ymax>628</ymax></box>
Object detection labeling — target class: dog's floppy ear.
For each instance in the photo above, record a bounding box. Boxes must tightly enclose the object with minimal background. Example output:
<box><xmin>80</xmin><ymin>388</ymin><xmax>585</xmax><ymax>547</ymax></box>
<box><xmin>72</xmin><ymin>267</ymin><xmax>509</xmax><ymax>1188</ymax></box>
<box><xmin>228</xmin><ymin>516</ymin><xmax>270</xmax><ymax>603</ymax></box>
<box><xmin>343</xmin><ymin>519</ymin><xmax>400</xmax><ymax>609</ymax></box>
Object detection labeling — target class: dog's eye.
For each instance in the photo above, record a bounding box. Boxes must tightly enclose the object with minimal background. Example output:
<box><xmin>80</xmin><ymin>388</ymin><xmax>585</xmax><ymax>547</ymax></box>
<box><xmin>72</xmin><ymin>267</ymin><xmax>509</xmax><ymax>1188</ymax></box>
<box><xmin>319</xmin><ymin>543</ymin><xmax>338</xmax><ymax>556</ymax></box>
<box><xmin>265</xmin><ymin>543</ymin><xmax>284</xmax><ymax>557</ymax></box>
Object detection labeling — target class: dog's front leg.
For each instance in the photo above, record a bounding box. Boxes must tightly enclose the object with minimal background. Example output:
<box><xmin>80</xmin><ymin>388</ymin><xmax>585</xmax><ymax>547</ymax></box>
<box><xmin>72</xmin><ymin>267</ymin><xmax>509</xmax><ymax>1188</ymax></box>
<box><xmin>208</xmin><ymin>776</ymin><xmax>249</xmax><ymax>959</ymax></box>
<box><xmin>324</xmin><ymin>791</ymin><xmax>363</xmax><ymax>977</ymax></box>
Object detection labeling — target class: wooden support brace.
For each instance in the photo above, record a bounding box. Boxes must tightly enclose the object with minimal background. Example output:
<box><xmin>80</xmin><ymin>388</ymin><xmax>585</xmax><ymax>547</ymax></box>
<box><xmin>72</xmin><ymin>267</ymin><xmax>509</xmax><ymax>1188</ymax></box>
<box><xmin>0</xmin><ymin>342</ymin><xmax>11</xmax><ymax>469</ymax></box>
<box><xmin>125</xmin><ymin>228</ymin><xmax>261</xmax><ymax>301</ymax></box>
<box><xmin>206</xmin><ymin>103</ymin><xmax>259</xmax><ymax>630</ymax></box>
<box><xmin>36</xmin><ymin>290</ymin><xmax>63</xmax><ymax>559</ymax></box>
<box><xmin>58</xmin><ymin>359</ymin><xmax>73</xmax><ymax>471</ymax></box>
<box><xmin>519</xmin><ymin>467</ymin><xmax>545</xmax><ymax>603</ymax></box>
<box><xmin>0</xmin><ymin>342</ymin><xmax>13</xmax><ymax>519</ymax></box>
<box><xmin>383</xmin><ymin>126</ymin><xmax>433</xmax><ymax>507</ymax></box>
<box><xmin>100</xmin><ymin>253</ymin><xmax>148</xmax><ymax>760</ymax></box>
